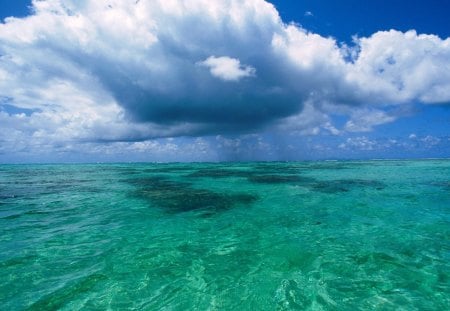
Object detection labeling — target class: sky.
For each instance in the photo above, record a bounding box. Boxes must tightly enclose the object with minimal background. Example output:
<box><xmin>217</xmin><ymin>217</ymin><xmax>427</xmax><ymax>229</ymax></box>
<box><xmin>0</xmin><ymin>0</ymin><xmax>449</xmax><ymax>162</ymax></box>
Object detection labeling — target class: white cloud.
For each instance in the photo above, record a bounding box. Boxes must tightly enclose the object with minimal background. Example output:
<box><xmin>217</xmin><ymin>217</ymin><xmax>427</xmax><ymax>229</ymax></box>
<box><xmin>344</xmin><ymin>109</ymin><xmax>396</xmax><ymax>132</ymax></box>
<box><xmin>420</xmin><ymin>135</ymin><xmax>441</xmax><ymax>146</ymax></box>
<box><xmin>338</xmin><ymin>136</ymin><xmax>377</xmax><ymax>151</ymax></box>
<box><xmin>0</xmin><ymin>0</ymin><xmax>449</xmax><ymax>159</ymax></box>
<box><xmin>199</xmin><ymin>56</ymin><xmax>256</xmax><ymax>81</ymax></box>
<box><xmin>346</xmin><ymin>30</ymin><xmax>450</xmax><ymax>104</ymax></box>
<box><xmin>409</xmin><ymin>133</ymin><xmax>417</xmax><ymax>139</ymax></box>
<box><xmin>272</xmin><ymin>24</ymin><xmax>344</xmax><ymax>71</ymax></box>
<box><xmin>277</xmin><ymin>101</ymin><xmax>339</xmax><ymax>136</ymax></box>
<box><xmin>323</xmin><ymin>122</ymin><xmax>341</xmax><ymax>135</ymax></box>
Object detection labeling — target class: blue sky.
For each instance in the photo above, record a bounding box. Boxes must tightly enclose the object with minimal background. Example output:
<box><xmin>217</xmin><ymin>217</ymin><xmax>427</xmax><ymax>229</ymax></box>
<box><xmin>0</xmin><ymin>1</ymin><xmax>31</xmax><ymax>19</ymax></box>
<box><xmin>0</xmin><ymin>0</ymin><xmax>449</xmax><ymax>162</ymax></box>
<box><xmin>272</xmin><ymin>0</ymin><xmax>450</xmax><ymax>41</ymax></box>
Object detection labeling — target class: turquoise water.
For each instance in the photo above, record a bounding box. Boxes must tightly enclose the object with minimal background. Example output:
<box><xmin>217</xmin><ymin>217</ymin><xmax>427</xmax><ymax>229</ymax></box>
<box><xmin>0</xmin><ymin>160</ymin><xmax>449</xmax><ymax>310</ymax></box>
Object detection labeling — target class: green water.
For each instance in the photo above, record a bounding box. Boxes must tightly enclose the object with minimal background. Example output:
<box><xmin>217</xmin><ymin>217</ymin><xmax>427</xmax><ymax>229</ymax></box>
<box><xmin>0</xmin><ymin>160</ymin><xmax>449</xmax><ymax>310</ymax></box>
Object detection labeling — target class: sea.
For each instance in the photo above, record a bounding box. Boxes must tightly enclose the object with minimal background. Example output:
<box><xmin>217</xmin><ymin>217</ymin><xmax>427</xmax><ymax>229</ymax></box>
<box><xmin>0</xmin><ymin>160</ymin><xmax>449</xmax><ymax>310</ymax></box>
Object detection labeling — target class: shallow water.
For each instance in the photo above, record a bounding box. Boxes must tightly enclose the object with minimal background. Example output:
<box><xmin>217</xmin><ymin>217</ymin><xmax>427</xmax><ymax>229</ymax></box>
<box><xmin>0</xmin><ymin>160</ymin><xmax>449</xmax><ymax>310</ymax></box>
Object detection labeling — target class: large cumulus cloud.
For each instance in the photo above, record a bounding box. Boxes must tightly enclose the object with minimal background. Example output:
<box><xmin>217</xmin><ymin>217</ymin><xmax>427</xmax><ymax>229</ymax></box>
<box><xmin>0</xmin><ymin>0</ymin><xmax>449</xmax><ymax>155</ymax></box>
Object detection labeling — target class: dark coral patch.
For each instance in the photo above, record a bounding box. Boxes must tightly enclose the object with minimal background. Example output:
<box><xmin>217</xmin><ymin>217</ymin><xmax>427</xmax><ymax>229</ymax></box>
<box><xmin>188</xmin><ymin>168</ymin><xmax>314</xmax><ymax>186</ymax></box>
<box><xmin>430</xmin><ymin>181</ymin><xmax>450</xmax><ymax>191</ymax></box>
<box><xmin>250</xmin><ymin>162</ymin><xmax>300</xmax><ymax>170</ymax></box>
<box><xmin>142</xmin><ymin>166</ymin><xmax>196</xmax><ymax>173</ymax></box>
<box><xmin>311</xmin><ymin>179</ymin><xmax>385</xmax><ymax>193</ymax></box>
<box><xmin>305</xmin><ymin>163</ymin><xmax>351</xmax><ymax>170</ymax></box>
<box><xmin>252</xmin><ymin>163</ymin><xmax>304</xmax><ymax>173</ymax></box>
<box><xmin>248</xmin><ymin>175</ymin><xmax>315</xmax><ymax>184</ymax></box>
<box><xmin>128</xmin><ymin>176</ymin><xmax>258</xmax><ymax>214</ymax></box>
<box><xmin>126</xmin><ymin>175</ymin><xmax>181</xmax><ymax>187</ymax></box>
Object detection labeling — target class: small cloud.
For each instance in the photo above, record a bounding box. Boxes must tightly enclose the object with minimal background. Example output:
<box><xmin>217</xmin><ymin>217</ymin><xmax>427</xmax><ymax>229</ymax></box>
<box><xmin>345</xmin><ymin>109</ymin><xmax>396</xmax><ymax>132</ymax></box>
<box><xmin>409</xmin><ymin>133</ymin><xmax>417</xmax><ymax>139</ymax></box>
<box><xmin>322</xmin><ymin>122</ymin><xmax>340</xmax><ymax>135</ymax></box>
<box><xmin>304</xmin><ymin>11</ymin><xmax>313</xmax><ymax>17</ymax></box>
<box><xmin>339</xmin><ymin>136</ymin><xmax>377</xmax><ymax>151</ymax></box>
<box><xmin>421</xmin><ymin>135</ymin><xmax>441</xmax><ymax>146</ymax></box>
<box><xmin>198</xmin><ymin>56</ymin><xmax>256</xmax><ymax>82</ymax></box>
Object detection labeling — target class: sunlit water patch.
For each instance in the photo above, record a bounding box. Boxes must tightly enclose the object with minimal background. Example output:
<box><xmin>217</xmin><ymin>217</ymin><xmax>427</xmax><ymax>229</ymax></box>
<box><xmin>0</xmin><ymin>160</ymin><xmax>449</xmax><ymax>310</ymax></box>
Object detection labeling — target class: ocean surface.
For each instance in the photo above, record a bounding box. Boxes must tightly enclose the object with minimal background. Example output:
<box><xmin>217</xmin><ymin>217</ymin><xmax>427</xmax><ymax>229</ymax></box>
<box><xmin>0</xmin><ymin>160</ymin><xmax>449</xmax><ymax>310</ymax></box>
